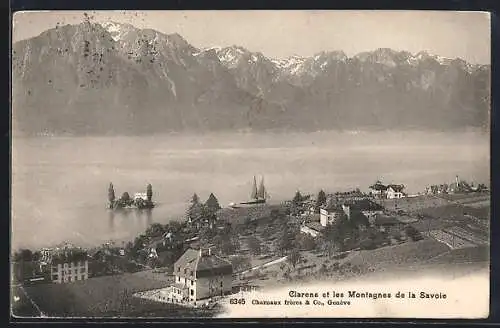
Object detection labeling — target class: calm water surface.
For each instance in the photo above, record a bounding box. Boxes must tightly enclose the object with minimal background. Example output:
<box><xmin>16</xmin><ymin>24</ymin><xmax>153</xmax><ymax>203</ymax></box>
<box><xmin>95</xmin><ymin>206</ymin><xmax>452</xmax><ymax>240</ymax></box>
<box><xmin>11</xmin><ymin>131</ymin><xmax>489</xmax><ymax>249</ymax></box>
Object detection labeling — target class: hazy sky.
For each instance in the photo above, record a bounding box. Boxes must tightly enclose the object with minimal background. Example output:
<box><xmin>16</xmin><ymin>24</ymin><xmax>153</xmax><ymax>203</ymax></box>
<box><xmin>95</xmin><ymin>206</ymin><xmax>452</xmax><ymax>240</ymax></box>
<box><xmin>12</xmin><ymin>10</ymin><xmax>491</xmax><ymax>64</ymax></box>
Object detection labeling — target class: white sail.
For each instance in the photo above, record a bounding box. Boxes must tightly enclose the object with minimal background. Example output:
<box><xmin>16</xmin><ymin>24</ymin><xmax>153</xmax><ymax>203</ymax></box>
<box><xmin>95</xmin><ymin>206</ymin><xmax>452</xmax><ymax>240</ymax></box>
<box><xmin>250</xmin><ymin>176</ymin><xmax>258</xmax><ymax>200</ymax></box>
<box><xmin>257</xmin><ymin>176</ymin><xmax>266</xmax><ymax>199</ymax></box>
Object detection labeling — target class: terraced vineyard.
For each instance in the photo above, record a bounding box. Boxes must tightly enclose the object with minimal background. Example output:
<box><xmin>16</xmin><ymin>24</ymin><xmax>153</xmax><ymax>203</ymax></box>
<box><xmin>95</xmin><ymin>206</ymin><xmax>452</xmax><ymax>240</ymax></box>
<box><xmin>444</xmin><ymin>226</ymin><xmax>489</xmax><ymax>245</ymax></box>
<box><xmin>346</xmin><ymin>239</ymin><xmax>450</xmax><ymax>271</ymax></box>
<box><xmin>429</xmin><ymin>230</ymin><xmax>475</xmax><ymax>249</ymax></box>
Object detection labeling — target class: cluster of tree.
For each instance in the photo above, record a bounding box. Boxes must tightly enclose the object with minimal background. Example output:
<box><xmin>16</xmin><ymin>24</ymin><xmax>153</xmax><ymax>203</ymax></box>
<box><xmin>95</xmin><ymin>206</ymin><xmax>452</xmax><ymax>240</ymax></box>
<box><xmin>314</xmin><ymin>213</ymin><xmax>391</xmax><ymax>254</ymax></box>
<box><xmin>404</xmin><ymin>225</ymin><xmax>424</xmax><ymax>242</ymax></box>
<box><xmin>230</xmin><ymin>255</ymin><xmax>252</xmax><ymax>272</ymax></box>
<box><xmin>12</xmin><ymin>249</ymin><xmax>38</xmax><ymax>262</ymax></box>
<box><xmin>288</xmin><ymin>190</ymin><xmax>311</xmax><ymax>216</ymax></box>
<box><xmin>314</xmin><ymin>190</ymin><xmax>327</xmax><ymax>213</ymax></box>
<box><xmin>185</xmin><ymin>192</ymin><xmax>221</xmax><ymax>224</ymax></box>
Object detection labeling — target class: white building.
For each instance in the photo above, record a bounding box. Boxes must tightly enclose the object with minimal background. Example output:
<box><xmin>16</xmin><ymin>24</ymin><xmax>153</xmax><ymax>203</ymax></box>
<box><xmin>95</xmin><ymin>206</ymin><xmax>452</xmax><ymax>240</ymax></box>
<box><xmin>134</xmin><ymin>193</ymin><xmax>148</xmax><ymax>201</ymax></box>
<box><xmin>319</xmin><ymin>205</ymin><xmax>344</xmax><ymax>227</ymax></box>
<box><xmin>386</xmin><ymin>185</ymin><xmax>405</xmax><ymax>199</ymax></box>
<box><xmin>170</xmin><ymin>247</ymin><xmax>233</xmax><ymax>304</ymax></box>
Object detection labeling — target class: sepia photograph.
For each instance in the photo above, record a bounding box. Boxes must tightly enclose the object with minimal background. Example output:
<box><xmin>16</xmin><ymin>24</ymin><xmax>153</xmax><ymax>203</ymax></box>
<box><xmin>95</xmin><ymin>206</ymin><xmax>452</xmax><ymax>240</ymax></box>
<box><xmin>11</xmin><ymin>10</ymin><xmax>490</xmax><ymax>319</ymax></box>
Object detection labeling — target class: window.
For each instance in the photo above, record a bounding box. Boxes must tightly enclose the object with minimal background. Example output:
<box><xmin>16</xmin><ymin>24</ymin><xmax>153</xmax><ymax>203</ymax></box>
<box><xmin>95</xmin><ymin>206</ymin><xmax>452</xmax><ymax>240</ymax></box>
<box><xmin>191</xmin><ymin>280</ymin><xmax>194</xmax><ymax>286</ymax></box>
<box><xmin>177</xmin><ymin>267</ymin><xmax>180</xmax><ymax>272</ymax></box>
<box><xmin>220</xmin><ymin>282</ymin><xmax>223</xmax><ymax>287</ymax></box>
<box><xmin>184</xmin><ymin>268</ymin><xmax>187</xmax><ymax>274</ymax></box>
<box><xmin>190</xmin><ymin>289</ymin><xmax>194</xmax><ymax>296</ymax></box>
<box><xmin>190</xmin><ymin>271</ymin><xmax>193</xmax><ymax>276</ymax></box>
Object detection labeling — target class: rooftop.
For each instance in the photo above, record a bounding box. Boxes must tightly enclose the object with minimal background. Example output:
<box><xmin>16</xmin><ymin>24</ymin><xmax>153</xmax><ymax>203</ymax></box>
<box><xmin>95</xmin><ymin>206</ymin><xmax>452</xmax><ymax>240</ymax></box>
<box><xmin>369</xmin><ymin>182</ymin><xmax>388</xmax><ymax>191</ymax></box>
<box><xmin>387</xmin><ymin>184</ymin><xmax>405</xmax><ymax>192</ymax></box>
<box><xmin>374</xmin><ymin>214</ymin><xmax>401</xmax><ymax>226</ymax></box>
<box><xmin>344</xmin><ymin>199</ymin><xmax>384</xmax><ymax>212</ymax></box>
<box><xmin>304</xmin><ymin>221</ymin><xmax>325</xmax><ymax>232</ymax></box>
<box><xmin>174</xmin><ymin>248</ymin><xmax>232</xmax><ymax>276</ymax></box>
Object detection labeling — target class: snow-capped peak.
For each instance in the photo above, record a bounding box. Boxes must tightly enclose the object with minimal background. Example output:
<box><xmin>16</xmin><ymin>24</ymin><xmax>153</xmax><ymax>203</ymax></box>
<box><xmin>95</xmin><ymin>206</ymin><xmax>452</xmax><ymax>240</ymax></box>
<box><xmin>213</xmin><ymin>46</ymin><xmax>251</xmax><ymax>68</ymax></box>
<box><xmin>100</xmin><ymin>21</ymin><xmax>136</xmax><ymax>42</ymax></box>
<box><xmin>271</xmin><ymin>55</ymin><xmax>306</xmax><ymax>70</ymax></box>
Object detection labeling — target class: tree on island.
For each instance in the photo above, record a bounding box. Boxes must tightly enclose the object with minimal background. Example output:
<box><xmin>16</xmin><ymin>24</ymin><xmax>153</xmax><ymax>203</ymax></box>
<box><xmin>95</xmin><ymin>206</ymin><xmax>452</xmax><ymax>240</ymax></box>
<box><xmin>121</xmin><ymin>192</ymin><xmax>130</xmax><ymax>202</ymax></box>
<box><xmin>108</xmin><ymin>183</ymin><xmax>115</xmax><ymax>203</ymax></box>
<box><xmin>146</xmin><ymin>184</ymin><xmax>153</xmax><ymax>202</ymax></box>
<box><xmin>315</xmin><ymin>189</ymin><xmax>327</xmax><ymax>213</ymax></box>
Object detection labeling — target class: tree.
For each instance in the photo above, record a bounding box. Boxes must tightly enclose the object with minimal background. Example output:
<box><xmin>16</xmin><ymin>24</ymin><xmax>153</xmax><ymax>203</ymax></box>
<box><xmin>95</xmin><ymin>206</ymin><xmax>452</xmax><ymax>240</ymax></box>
<box><xmin>278</xmin><ymin>227</ymin><xmax>296</xmax><ymax>255</ymax></box>
<box><xmin>121</xmin><ymin>192</ymin><xmax>130</xmax><ymax>203</ymax></box>
<box><xmin>296</xmin><ymin>233</ymin><xmax>316</xmax><ymax>251</ymax></box>
<box><xmin>231</xmin><ymin>256</ymin><xmax>252</xmax><ymax>272</ymax></box>
<box><xmin>186</xmin><ymin>193</ymin><xmax>203</xmax><ymax>222</ymax></box>
<box><xmin>293</xmin><ymin>190</ymin><xmax>303</xmax><ymax>205</ymax></box>
<box><xmin>205</xmin><ymin>193</ymin><xmax>221</xmax><ymax>215</ymax></box>
<box><xmin>405</xmin><ymin>225</ymin><xmax>423</xmax><ymax>241</ymax></box>
<box><xmin>315</xmin><ymin>189</ymin><xmax>327</xmax><ymax>213</ymax></box>
<box><xmin>145</xmin><ymin>223</ymin><xmax>165</xmax><ymax>238</ymax></box>
<box><xmin>323</xmin><ymin>214</ymin><xmax>349</xmax><ymax>251</ymax></box>
<box><xmin>220</xmin><ymin>238</ymin><xmax>235</xmax><ymax>255</ymax></box>
<box><xmin>146</xmin><ymin>184</ymin><xmax>153</xmax><ymax>202</ymax></box>
<box><xmin>191</xmin><ymin>193</ymin><xmax>200</xmax><ymax>206</ymax></box>
<box><xmin>108</xmin><ymin>183</ymin><xmax>116</xmax><ymax>202</ymax></box>
<box><xmin>247</xmin><ymin>236</ymin><xmax>262</xmax><ymax>255</ymax></box>
<box><xmin>287</xmin><ymin>248</ymin><xmax>302</xmax><ymax>269</ymax></box>
<box><xmin>14</xmin><ymin>249</ymin><xmax>33</xmax><ymax>262</ymax></box>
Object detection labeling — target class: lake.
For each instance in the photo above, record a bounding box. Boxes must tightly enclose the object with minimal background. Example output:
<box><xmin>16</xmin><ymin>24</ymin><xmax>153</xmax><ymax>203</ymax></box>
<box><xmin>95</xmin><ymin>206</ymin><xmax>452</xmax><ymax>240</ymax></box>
<box><xmin>11</xmin><ymin>130</ymin><xmax>490</xmax><ymax>250</ymax></box>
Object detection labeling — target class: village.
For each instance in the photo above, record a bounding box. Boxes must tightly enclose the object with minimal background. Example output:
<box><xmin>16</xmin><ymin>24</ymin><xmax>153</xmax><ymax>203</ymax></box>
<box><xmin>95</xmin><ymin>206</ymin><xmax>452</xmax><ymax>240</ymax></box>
<box><xmin>11</xmin><ymin>175</ymin><xmax>490</xmax><ymax>317</ymax></box>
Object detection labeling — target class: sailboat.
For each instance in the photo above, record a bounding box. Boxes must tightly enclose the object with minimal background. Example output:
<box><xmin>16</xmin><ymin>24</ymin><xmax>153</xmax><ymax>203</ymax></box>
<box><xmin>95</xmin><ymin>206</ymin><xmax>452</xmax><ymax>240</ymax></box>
<box><xmin>229</xmin><ymin>176</ymin><xmax>268</xmax><ymax>208</ymax></box>
<box><xmin>241</xmin><ymin>176</ymin><xmax>268</xmax><ymax>205</ymax></box>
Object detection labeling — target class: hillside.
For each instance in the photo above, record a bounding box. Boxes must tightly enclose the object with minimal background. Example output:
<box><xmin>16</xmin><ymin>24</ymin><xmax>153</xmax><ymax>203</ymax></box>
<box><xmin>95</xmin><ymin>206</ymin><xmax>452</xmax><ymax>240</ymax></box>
<box><xmin>12</xmin><ymin>21</ymin><xmax>491</xmax><ymax>136</ymax></box>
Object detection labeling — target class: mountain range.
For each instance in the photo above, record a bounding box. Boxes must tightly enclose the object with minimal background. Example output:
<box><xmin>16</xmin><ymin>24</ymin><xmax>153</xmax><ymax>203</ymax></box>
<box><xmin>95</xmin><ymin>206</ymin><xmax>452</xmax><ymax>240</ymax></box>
<box><xmin>12</xmin><ymin>21</ymin><xmax>491</xmax><ymax>136</ymax></box>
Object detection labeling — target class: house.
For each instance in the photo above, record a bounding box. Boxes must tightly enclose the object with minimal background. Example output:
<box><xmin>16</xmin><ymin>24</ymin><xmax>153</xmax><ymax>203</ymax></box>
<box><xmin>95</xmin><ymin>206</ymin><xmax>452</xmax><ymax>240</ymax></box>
<box><xmin>344</xmin><ymin>199</ymin><xmax>384</xmax><ymax>219</ymax></box>
<box><xmin>369</xmin><ymin>181</ymin><xmax>388</xmax><ymax>198</ymax></box>
<box><xmin>386</xmin><ymin>184</ymin><xmax>405</xmax><ymax>199</ymax></box>
<box><xmin>319</xmin><ymin>204</ymin><xmax>345</xmax><ymax>227</ymax></box>
<box><xmin>300</xmin><ymin>221</ymin><xmax>325</xmax><ymax>238</ymax></box>
<box><xmin>49</xmin><ymin>248</ymin><xmax>89</xmax><ymax>284</ymax></box>
<box><xmin>134</xmin><ymin>193</ymin><xmax>148</xmax><ymax>201</ymax></box>
<box><xmin>170</xmin><ymin>247</ymin><xmax>233</xmax><ymax>304</ymax></box>
<box><xmin>372</xmin><ymin>214</ymin><xmax>404</xmax><ymax>233</ymax></box>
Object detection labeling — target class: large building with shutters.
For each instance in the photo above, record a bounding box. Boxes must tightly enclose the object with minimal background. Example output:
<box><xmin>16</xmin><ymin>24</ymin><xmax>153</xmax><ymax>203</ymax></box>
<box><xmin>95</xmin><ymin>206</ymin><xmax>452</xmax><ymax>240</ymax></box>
<box><xmin>170</xmin><ymin>247</ymin><xmax>233</xmax><ymax>303</ymax></box>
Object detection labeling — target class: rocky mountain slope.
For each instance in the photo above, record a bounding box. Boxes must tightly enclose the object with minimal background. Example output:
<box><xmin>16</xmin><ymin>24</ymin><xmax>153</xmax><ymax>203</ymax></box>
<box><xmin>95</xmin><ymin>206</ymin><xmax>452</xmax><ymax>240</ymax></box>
<box><xmin>12</xmin><ymin>21</ymin><xmax>490</xmax><ymax>136</ymax></box>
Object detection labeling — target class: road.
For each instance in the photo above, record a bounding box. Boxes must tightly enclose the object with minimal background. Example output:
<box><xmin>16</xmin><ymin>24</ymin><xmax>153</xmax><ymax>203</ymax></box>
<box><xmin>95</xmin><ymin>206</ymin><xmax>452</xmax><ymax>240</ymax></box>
<box><xmin>235</xmin><ymin>256</ymin><xmax>288</xmax><ymax>276</ymax></box>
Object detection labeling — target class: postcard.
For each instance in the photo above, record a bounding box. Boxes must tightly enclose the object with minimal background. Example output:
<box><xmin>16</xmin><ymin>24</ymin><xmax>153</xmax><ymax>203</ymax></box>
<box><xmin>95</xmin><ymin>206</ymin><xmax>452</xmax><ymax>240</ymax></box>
<box><xmin>11</xmin><ymin>10</ymin><xmax>490</xmax><ymax>319</ymax></box>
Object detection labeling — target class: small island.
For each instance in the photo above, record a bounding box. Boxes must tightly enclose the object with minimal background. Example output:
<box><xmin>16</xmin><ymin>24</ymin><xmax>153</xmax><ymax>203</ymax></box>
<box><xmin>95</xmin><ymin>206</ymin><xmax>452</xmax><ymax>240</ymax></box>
<box><xmin>106</xmin><ymin>182</ymin><xmax>156</xmax><ymax>210</ymax></box>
